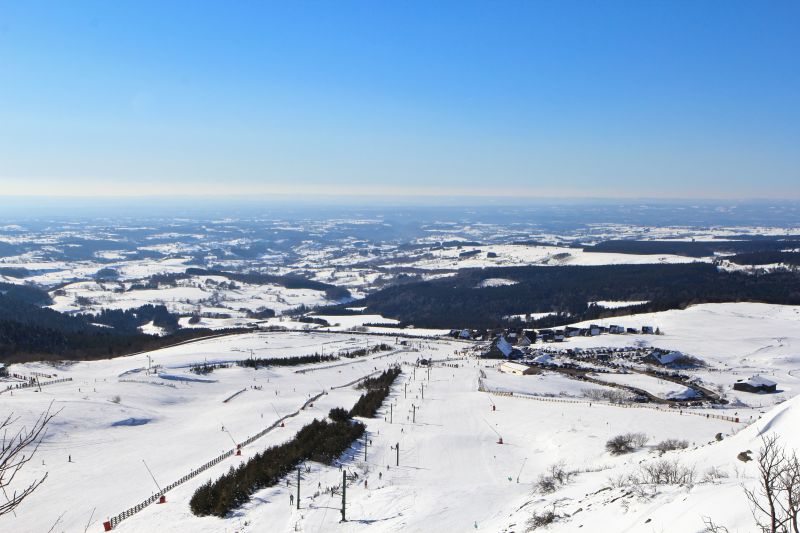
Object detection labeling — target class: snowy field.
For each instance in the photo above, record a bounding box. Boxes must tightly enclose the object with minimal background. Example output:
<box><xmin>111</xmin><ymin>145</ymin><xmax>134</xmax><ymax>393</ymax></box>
<box><xmin>2</xmin><ymin>307</ymin><xmax>796</xmax><ymax>532</ymax></box>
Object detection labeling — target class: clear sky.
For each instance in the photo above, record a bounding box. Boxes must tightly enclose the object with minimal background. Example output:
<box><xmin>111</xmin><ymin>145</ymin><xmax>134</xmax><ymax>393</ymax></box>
<box><xmin>1</xmin><ymin>1</ymin><xmax>798</xmax><ymax>199</ymax></box>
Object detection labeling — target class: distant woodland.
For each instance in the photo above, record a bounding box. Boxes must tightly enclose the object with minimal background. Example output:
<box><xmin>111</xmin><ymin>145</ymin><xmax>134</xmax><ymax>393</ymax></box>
<box><xmin>0</xmin><ymin>282</ymin><xmax>243</xmax><ymax>363</ymax></box>
<box><xmin>351</xmin><ymin>263</ymin><xmax>800</xmax><ymax>329</ymax></box>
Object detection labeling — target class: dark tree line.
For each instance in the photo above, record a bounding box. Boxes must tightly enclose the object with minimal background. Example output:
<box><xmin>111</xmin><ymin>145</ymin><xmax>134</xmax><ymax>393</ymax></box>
<box><xmin>350</xmin><ymin>367</ymin><xmax>401</xmax><ymax>418</ymax></box>
<box><xmin>189</xmin><ymin>412</ymin><xmax>365</xmax><ymax>517</ymax></box>
<box><xmin>79</xmin><ymin>304</ymin><xmax>179</xmax><ymax>332</ymax></box>
<box><xmin>728</xmin><ymin>251</ymin><xmax>800</xmax><ymax>267</ymax></box>
<box><xmin>236</xmin><ymin>353</ymin><xmax>338</xmax><ymax>369</ymax></box>
<box><xmin>349</xmin><ymin>263</ymin><xmax>800</xmax><ymax>329</ymax></box>
<box><xmin>340</xmin><ymin>343</ymin><xmax>393</xmax><ymax>359</ymax></box>
<box><xmin>185</xmin><ymin>267</ymin><xmax>351</xmax><ymax>301</ymax></box>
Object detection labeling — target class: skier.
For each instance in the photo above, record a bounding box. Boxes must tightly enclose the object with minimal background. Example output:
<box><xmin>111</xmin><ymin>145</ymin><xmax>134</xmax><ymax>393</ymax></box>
<box><xmin>290</xmin><ymin>494</ymin><xmax>294</xmax><ymax>506</ymax></box>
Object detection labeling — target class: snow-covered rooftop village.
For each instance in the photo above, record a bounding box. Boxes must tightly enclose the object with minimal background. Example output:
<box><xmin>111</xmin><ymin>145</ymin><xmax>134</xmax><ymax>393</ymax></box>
<box><xmin>2</xmin><ymin>204</ymin><xmax>800</xmax><ymax>533</ymax></box>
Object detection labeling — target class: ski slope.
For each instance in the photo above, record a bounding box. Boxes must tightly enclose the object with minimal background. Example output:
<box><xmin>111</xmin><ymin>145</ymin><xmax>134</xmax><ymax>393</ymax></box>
<box><xmin>2</xmin><ymin>302</ymin><xmax>800</xmax><ymax>532</ymax></box>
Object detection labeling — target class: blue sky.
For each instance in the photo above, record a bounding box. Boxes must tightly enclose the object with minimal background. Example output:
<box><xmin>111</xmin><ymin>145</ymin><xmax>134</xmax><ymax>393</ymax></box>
<box><xmin>1</xmin><ymin>1</ymin><xmax>798</xmax><ymax>199</ymax></box>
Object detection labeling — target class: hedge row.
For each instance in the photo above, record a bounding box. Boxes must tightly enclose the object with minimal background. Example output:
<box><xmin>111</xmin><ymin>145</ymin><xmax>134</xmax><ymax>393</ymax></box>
<box><xmin>350</xmin><ymin>367</ymin><xmax>402</xmax><ymax>418</ymax></box>
<box><xmin>190</xmin><ymin>412</ymin><xmax>364</xmax><ymax>517</ymax></box>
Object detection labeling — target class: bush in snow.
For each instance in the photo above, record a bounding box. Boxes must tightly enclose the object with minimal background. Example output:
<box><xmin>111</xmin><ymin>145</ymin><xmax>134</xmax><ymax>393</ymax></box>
<box><xmin>582</xmin><ymin>388</ymin><xmax>633</xmax><ymax>403</ymax></box>
<box><xmin>638</xmin><ymin>459</ymin><xmax>696</xmax><ymax>486</ymax></box>
<box><xmin>655</xmin><ymin>438</ymin><xmax>689</xmax><ymax>454</ymax></box>
<box><xmin>110</xmin><ymin>395</ymin><xmax>121</xmax><ymax>404</ymax></box>
<box><xmin>526</xmin><ymin>509</ymin><xmax>558</xmax><ymax>530</ymax></box>
<box><xmin>606</xmin><ymin>432</ymin><xmax>648</xmax><ymax>455</ymax></box>
<box><xmin>536</xmin><ymin>462</ymin><xmax>576</xmax><ymax>494</ymax></box>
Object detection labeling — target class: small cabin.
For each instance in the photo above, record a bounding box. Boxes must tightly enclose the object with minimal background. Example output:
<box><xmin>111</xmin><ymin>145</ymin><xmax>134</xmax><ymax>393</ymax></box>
<box><xmin>733</xmin><ymin>376</ymin><xmax>777</xmax><ymax>394</ymax></box>
<box><xmin>498</xmin><ymin>361</ymin><xmax>536</xmax><ymax>376</ymax></box>
<box><xmin>642</xmin><ymin>326</ymin><xmax>655</xmax><ymax>334</ymax></box>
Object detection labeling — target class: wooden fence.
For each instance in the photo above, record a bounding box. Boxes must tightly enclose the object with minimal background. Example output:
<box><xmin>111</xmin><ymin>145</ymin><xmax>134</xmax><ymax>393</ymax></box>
<box><xmin>1</xmin><ymin>377</ymin><xmax>73</xmax><ymax>394</ymax></box>
<box><xmin>104</xmin><ymin>389</ymin><xmax>328</xmax><ymax>530</ymax></box>
<box><xmin>479</xmin><ymin>384</ymin><xmax>743</xmax><ymax>424</ymax></box>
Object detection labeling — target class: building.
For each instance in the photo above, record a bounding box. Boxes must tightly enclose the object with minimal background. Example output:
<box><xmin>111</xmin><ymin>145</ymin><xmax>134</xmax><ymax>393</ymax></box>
<box><xmin>517</xmin><ymin>331</ymin><xmax>535</xmax><ymax>347</ymax></box>
<box><xmin>733</xmin><ymin>376</ymin><xmax>777</xmax><ymax>394</ymax></box>
<box><xmin>484</xmin><ymin>335</ymin><xmax>523</xmax><ymax>359</ymax></box>
<box><xmin>642</xmin><ymin>326</ymin><xmax>655</xmax><ymax>334</ymax></box>
<box><xmin>538</xmin><ymin>329</ymin><xmax>555</xmax><ymax>343</ymax></box>
<box><xmin>0</xmin><ymin>363</ymin><xmax>6</xmax><ymax>378</ymax></box>
<box><xmin>498</xmin><ymin>361</ymin><xmax>536</xmax><ymax>376</ymax></box>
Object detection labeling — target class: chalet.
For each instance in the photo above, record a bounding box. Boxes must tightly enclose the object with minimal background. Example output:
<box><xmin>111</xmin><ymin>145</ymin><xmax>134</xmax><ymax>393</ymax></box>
<box><xmin>642</xmin><ymin>326</ymin><xmax>655</xmax><ymax>334</ymax></box>
<box><xmin>484</xmin><ymin>336</ymin><xmax>523</xmax><ymax>359</ymax></box>
<box><xmin>538</xmin><ymin>329</ymin><xmax>555</xmax><ymax>343</ymax></box>
<box><xmin>517</xmin><ymin>330</ymin><xmax>536</xmax><ymax>347</ymax></box>
<box><xmin>458</xmin><ymin>329</ymin><xmax>472</xmax><ymax>340</ymax></box>
<box><xmin>566</xmin><ymin>327</ymin><xmax>581</xmax><ymax>338</ymax></box>
<box><xmin>498</xmin><ymin>361</ymin><xmax>536</xmax><ymax>376</ymax></box>
<box><xmin>589</xmin><ymin>325</ymin><xmax>601</xmax><ymax>336</ymax></box>
<box><xmin>553</xmin><ymin>330</ymin><xmax>566</xmax><ymax>342</ymax></box>
<box><xmin>0</xmin><ymin>363</ymin><xmax>6</xmax><ymax>378</ymax></box>
<box><xmin>626</xmin><ymin>327</ymin><xmax>639</xmax><ymax>334</ymax></box>
<box><xmin>733</xmin><ymin>376</ymin><xmax>777</xmax><ymax>394</ymax></box>
<box><xmin>609</xmin><ymin>325</ymin><xmax>624</xmax><ymax>334</ymax></box>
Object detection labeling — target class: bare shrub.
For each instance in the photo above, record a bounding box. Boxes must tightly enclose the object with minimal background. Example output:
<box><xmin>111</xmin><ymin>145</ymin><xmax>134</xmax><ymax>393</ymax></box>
<box><xmin>743</xmin><ymin>434</ymin><xmax>800</xmax><ymax>533</ymax></box>
<box><xmin>536</xmin><ymin>475</ymin><xmax>557</xmax><ymax>494</ymax></box>
<box><xmin>110</xmin><ymin>395</ymin><xmax>121</xmax><ymax>404</ymax></box>
<box><xmin>1</xmin><ymin>403</ymin><xmax>58</xmax><ymax>516</ymax></box>
<box><xmin>639</xmin><ymin>459</ymin><xmax>696</xmax><ymax>485</ymax></box>
<box><xmin>527</xmin><ymin>509</ymin><xmax>558</xmax><ymax>530</ymax></box>
<box><xmin>702</xmin><ymin>516</ymin><xmax>730</xmax><ymax>532</ymax></box>
<box><xmin>606</xmin><ymin>432</ymin><xmax>649</xmax><ymax>455</ymax></box>
<box><xmin>536</xmin><ymin>461</ymin><xmax>575</xmax><ymax>494</ymax></box>
<box><xmin>583</xmin><ymin>388</ymin><xmax>633</xmax><ymax>403</ymax></box>
<box><xmin>655</xmin><ymin>438</ymin><xmax>689</xmax><ymax>454</ymax></box>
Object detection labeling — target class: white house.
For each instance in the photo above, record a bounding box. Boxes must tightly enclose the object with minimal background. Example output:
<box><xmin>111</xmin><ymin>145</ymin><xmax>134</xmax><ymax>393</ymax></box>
<box><xmin>499</xmin><ymin>361</ymin><xmax>535</xmax><ymax>376</ymax></box>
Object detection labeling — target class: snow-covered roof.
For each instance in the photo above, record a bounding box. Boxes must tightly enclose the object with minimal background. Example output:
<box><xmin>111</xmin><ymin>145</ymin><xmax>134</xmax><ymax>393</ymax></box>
<box><xmin>652</xmin><ymin>350</ymin><xmax>684</xmax><ymax>364</ymax></box>
<box><xmin>494</xmin><ymin>336</ymin><xmax>513</xmax><ymax>357</ymax></box>
<box><xmin>741</xmin><ymin>375</ymin><xmax>777</xmax><ymax>387</ymax></box>
<box><xmin>500</xmin><ymin>361</ymin><xmax>530</xmax><ymax>373</ymax></box>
